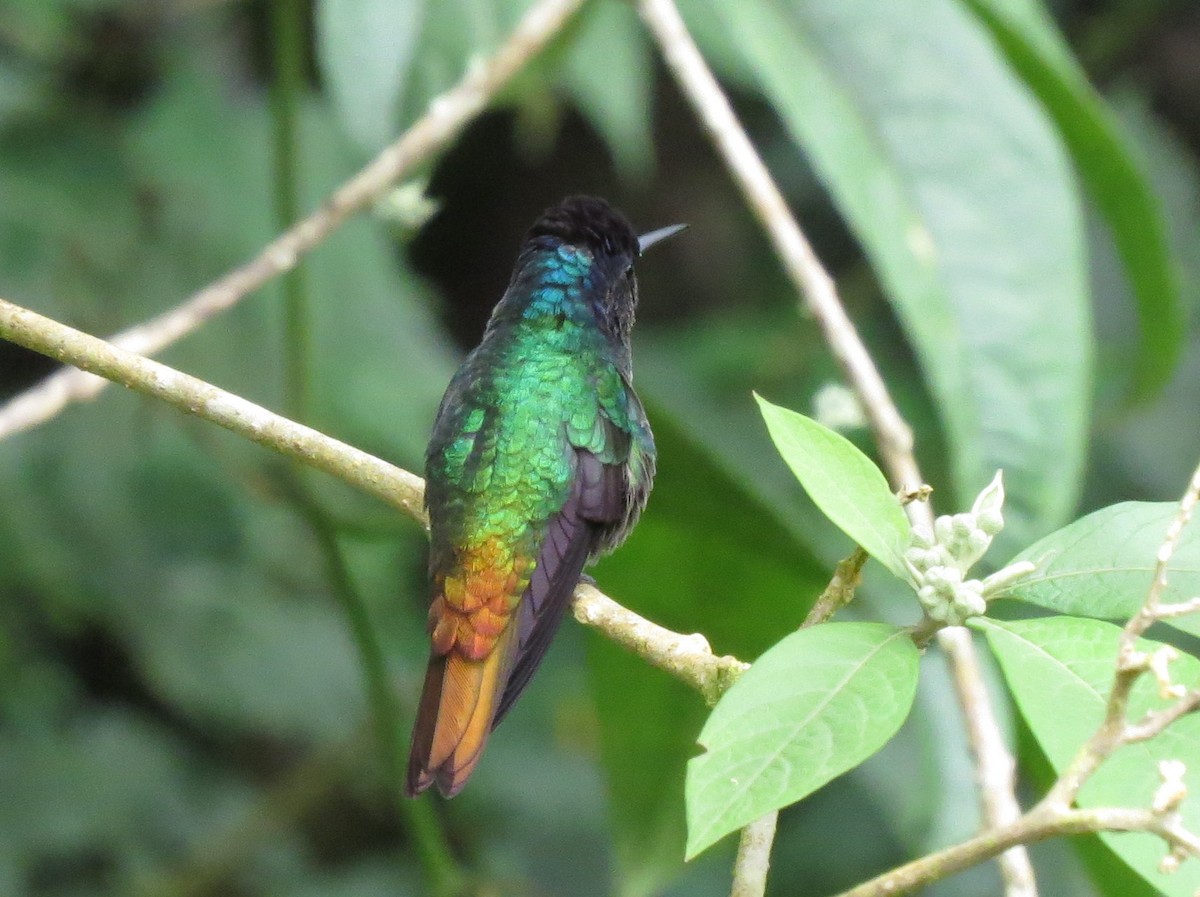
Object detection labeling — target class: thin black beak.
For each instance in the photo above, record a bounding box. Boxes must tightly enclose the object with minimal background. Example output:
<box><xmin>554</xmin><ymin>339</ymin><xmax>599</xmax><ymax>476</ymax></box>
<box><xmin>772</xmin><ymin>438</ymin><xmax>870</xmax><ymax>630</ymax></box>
<box><xmin>637</xmin><ymin>223</ymin><xmax>688</xmax><ymax>254</ymax></box>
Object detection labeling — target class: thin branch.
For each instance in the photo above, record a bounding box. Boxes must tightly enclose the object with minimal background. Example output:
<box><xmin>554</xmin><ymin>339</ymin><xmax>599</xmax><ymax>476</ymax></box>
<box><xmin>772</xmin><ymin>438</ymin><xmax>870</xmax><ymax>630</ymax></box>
<box><xmin>728</xmin><ymin>549</ymin><xmax>870</xmax><ymax>896</ymax></box>
<box><xmin>945</xmin><ymin>629</ymin><xmax>1037</xmax><ymax>892</ymax></box>
<box><xmin>730</xmin><ymin>812</ymin><xmax>778</xmax><ymax>897</ymax></box>
<box><xmin>803</xmin><ymin>547</ymin><xmax>867</xmax><ymax>629</ymax></box>
<box><xmin>0</xmin><ymin>299</ymin><xmax>427</xmax><ymax>518</ymax></box>
<box><xmin>1155</xmin><ymin>595</ymin><xmax>1200</xmax><ymax>620</ymax></box>
<box><xmin>1043</xmin><ymin>459</ymin><xmax>1200</xmax><ymax>812</ymax></box>
<box><xmin>832</xmin><ymin>803</ymin><xmax>1195</xmax><ymax>897</ymax></box>
<box><xmin>572</xmin><ymin>584</ymin><xmax>748</xmax><ymax>704</ymax></box>
<box><xmin>1140</xmin><ymin>461</ymin><xmax>1200</xmax><ymax>620</ymax></box>
<box><xmin>1124</xmin><ymin>689</ymin><xmax>1200</xmax><ymax>743</ymax></box>
<box><xmin>635</xmin><ymin>0</ymin><xmax>1035</xmax><ymax>894</ymax></box>
<box><xmin>0</xmin><ymin>0</ymin><xmax>585</xmax><ymax>441</ymax></box>
<box><xmin>0</xmin><ymin>294</ymin><xmax>746</xmax><ymax>706</ymax></box>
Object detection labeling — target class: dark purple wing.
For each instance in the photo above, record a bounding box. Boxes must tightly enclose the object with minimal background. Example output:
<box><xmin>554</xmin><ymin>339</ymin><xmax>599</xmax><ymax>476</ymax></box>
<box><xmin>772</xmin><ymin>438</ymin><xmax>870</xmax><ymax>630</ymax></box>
<box><xmin>492</xmin><ymin>449</ymin><xmax>626</xmax><ymax>725</ymax></box>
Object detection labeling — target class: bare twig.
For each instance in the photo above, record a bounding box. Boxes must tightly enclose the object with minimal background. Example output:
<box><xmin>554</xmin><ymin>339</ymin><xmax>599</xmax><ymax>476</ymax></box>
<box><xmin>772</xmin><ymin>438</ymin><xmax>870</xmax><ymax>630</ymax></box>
<box><xmin>0</xmin><ymin>295</ymin><xmax>746</xmax><ymax>706</ymax></box>
<box><xmin>1124</xmin><ymin>691</ymin><xmax>1200</xmax><ymax>744</ymax></box>
<box><xmin>729</xmin><ymin>548</ymin><xmax>873</xmax><ymax>894</ymax></box>
<box><xmin>0</xmin><ymin>0</ymin><xmax>585</xmax><ymax>440</ymax></box>
<box><xmin>573</xmin><ymin>585</ymin><xmax>748</xmax><ymax>704</ymax></box>
<box><xmin>635</xmin><ymin>0</ymin><xmax>918</xmax><ymax>494</ymax></box>
<box><xmin>942</xmin><ymin>627</ymin><xmax>1033</xmax><ymax>892</ymax></box>
<box><xmin>730</xmin><ymin>812</ymin><xmax>778</xmax><ymax>897</ymax></box>
<box><xmin>1142</xmin><ymin>462</ymin><xmax>1200</xmax><ymax>618</ymax></box>
<box><xmin>832</xmin><ymin>802</ymin><xmax>1197</xmax><ymax>897</ymax></box>
<box><xmin>1041</xmin><ymin>460</ymin><xmax>1200</xmax><ymax>815</ymax></box>
<box><xmin>802</xmin><ymin>547</ymin><xmax>868</xmax><ymax>629</ymax></box>
<box><xmin>636</xmin><ymin>0</ymin><xmax>1035</xmax><ymax>893</ymax></box>
<box><xmin>0</xmin><ymin>298</ymin><xmax>427</xmax><ymax>515</ymax></box>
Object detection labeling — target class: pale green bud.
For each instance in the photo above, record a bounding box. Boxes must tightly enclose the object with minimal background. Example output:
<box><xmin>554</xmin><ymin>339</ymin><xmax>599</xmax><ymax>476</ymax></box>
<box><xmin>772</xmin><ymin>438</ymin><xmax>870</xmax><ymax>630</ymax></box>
<box><xmin>972</xmin><ymin>471</ymin><xmax>1005</xmax><ymax>536</ymax></box>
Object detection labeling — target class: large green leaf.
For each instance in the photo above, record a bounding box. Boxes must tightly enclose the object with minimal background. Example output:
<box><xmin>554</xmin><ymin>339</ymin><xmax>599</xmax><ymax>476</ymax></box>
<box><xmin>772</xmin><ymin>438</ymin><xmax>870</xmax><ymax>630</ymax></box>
<box><xmin>316</xmin><ymin>0</ymin><xmax>426</xmax><ymax>152</ymax></box>
<box><xmin>755</xmin><ymin>394</ymin><xmax>910</xmax><ymax>578</ymax></box>
<box><xmin>560</xmin><ymin>0</ymin><xmax>654</xmax><ymax>177</ymax></box>
<box><xmin>981</xmin><ymin>617</ymin><xmax>1200</xmax><ymax>895</ymax></box>
<box><xmin>685</xmin><ymin>622</ymin><xmax>919</xmax><ymax>858</ymax></box>
<box><xmin>589</xmin><ymin>409</ymin><xmax>830</xmax><ymax>895</ymax></box>
<box><xmin>701</xmin><ymin>0</ymin><xmax>1090</xmax><ymax>548</ymax></box>
<box><xmin>960</xmin><ymin>0</ymin><xmax>1183</xmax><ymax>403</ymax></box>
<box><xmin>1004</xmin><ymin>502</ymin><xmax>1200</xmax><ymax>639</ymax></box>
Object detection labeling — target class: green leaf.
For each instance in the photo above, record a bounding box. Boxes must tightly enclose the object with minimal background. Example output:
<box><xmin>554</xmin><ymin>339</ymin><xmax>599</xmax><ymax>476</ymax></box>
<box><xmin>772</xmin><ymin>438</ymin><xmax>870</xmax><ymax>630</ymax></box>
<box><xmin>1004</xmin><ymin>502</ymin><xmax>1200</xmax><ymax>639</ymax></box>
<box><xmin>589</xmin><ymin>410</ymin><xmax>830</xmax><ymax>895</ymax></box>
<box><xmin>560</xmin><ymin>0</ymin><xmax>653</xmax><ymax>178</ymax></box>
<box><xmin>685</xmin><ymin>622</ymin><xmax>919</xmax><ymax>858</ymax></box>
<box><xmin>960</xmin><ymin>0</ymin><xmax>1183</xmax><ymax>404</ymax></box>
<box><xmin>981</xmin><ymin>617</ymin><xmax>1200</xmax><ymax>896</ymax></box>
<box><xmin>755</xmin><ymin>394</ymin><xmax>910</xmax><ymax>578</ymax></box>
<box><xmin>637</xmin><ymin>338</ymin><xmax>990</xmax><ymax>863</ymax></box>
<box><xmin>316</xmin><ymin>0</ymin><xmax>426</xmax><ymax>152</ymax></box>
<box><xmin>710</xmin><ymin>0</ymin><xmax>1090</xmax><ymax>548</ymax></box>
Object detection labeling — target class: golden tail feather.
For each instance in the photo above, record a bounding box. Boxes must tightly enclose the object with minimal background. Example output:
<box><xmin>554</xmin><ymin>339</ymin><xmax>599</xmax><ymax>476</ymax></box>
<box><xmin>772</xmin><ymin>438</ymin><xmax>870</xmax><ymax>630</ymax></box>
<box><xmin>406</xmin><ymin>626</ymin><xmax>515</xmax><ymax>798</ymax></box>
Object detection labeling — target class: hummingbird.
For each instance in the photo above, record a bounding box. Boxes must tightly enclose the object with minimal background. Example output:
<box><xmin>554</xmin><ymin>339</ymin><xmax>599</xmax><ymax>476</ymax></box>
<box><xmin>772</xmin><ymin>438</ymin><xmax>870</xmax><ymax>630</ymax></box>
<box><xmin>406</xmin><ymin>196</ymin><xmax>684</xmax><ymax>798</ymax></box>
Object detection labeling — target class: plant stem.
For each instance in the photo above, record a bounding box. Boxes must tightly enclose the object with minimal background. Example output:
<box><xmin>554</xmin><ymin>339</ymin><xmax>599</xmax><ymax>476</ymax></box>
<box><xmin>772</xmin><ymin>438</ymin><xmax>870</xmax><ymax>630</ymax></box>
<box><xmin>637</xmin><ymin>0</ymin><xmax>1034</xmax><ymax>892</ymax></box>
<box><xmin>263</xmin><ymin>22</ymin><xmax>458</xmax><ymax>883</ymax></box>
<box><xmin>268</xmin><ymin>0</ymin><xmax>312</xmax><ymax>421</ymax></box>
<box><xmin>277</xmin><ymin>468</ymin><xmax>465</xmax><ymax>895</ymax></box>
<box><xmin>730</xmin><ymin>812</ymin><xmax>777</xmax><ymax>897</ymax></box>
<box><xmin>0</xmin><ymin>293</ymin><xmax>743</xmax><ymax>725</ymax></box>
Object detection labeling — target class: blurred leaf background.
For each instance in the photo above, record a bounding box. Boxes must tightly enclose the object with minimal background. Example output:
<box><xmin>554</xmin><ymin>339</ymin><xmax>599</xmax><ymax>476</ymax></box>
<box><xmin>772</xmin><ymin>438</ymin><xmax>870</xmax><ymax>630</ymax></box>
<box><xmin>0</xmin><ymin>0</ymin><xmax>1198</xmax><ymax>895</ymax></box>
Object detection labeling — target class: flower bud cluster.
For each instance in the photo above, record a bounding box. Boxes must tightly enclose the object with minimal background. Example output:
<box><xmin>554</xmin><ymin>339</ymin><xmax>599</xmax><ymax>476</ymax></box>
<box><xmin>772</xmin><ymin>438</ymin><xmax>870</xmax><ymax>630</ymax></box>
<box><xmin>904</xmin><ymin>472</ymin><xmax>1033</xmax><ymax>626</ymax></box>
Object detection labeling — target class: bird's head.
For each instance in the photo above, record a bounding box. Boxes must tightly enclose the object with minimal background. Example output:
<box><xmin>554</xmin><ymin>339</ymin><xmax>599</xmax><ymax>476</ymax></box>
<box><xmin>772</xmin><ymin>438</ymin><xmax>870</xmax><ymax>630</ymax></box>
<box><xmin>523</xmin><ymin>196</ymin><xmax>685</xmax><ymax>343</ymax></box>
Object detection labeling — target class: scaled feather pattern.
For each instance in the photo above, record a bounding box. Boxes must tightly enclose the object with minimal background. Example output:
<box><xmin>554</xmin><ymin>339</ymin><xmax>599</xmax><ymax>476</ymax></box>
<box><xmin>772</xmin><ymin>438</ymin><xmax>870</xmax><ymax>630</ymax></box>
<box><xmin>406</xmin><ymin>196</ymin><xmax>667</xmax><ymax>797</ymax></box>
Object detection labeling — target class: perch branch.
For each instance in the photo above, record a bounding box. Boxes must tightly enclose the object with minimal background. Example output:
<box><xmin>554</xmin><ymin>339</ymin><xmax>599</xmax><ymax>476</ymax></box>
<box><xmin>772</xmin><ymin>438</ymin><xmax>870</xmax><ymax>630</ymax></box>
<box><xmin>0</xmin><ymin>299</ymin><xmax>427</xmax><ymax>520</ymax></box>
<box><xmin>0</xmin><ymin>295</ymin><xmax>745</xmax><ymax>706</ymax></box>
<box><xmin>636</xmin><ymin>0</ymin><xmax>1034</xmax><ymax>894</ymax></box>
<box><xmin>573</xmin><ymin>585</ymin><xmax>748</xmax><ymax>705</ymax></box>
<box><xmin>0</xmin><ymin>0</ymin><xmax>585</xmax><ymax>440</ymax></box>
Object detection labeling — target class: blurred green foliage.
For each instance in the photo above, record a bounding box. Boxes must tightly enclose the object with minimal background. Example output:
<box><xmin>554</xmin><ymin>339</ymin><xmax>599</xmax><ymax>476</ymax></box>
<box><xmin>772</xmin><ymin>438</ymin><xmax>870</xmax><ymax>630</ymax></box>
<box><xmin>1</xmin><ymin>0</ymin><xmax>1198</xmax><ymax>895</ymax></box>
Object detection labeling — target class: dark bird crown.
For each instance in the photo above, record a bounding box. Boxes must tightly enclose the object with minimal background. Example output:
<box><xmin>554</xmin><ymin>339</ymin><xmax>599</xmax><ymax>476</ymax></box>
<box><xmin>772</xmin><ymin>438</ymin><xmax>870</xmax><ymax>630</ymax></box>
<box><xmin>526</xmin><ymin>196</ymin><xmax>639</xmax><ymax>259</ymax></box>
